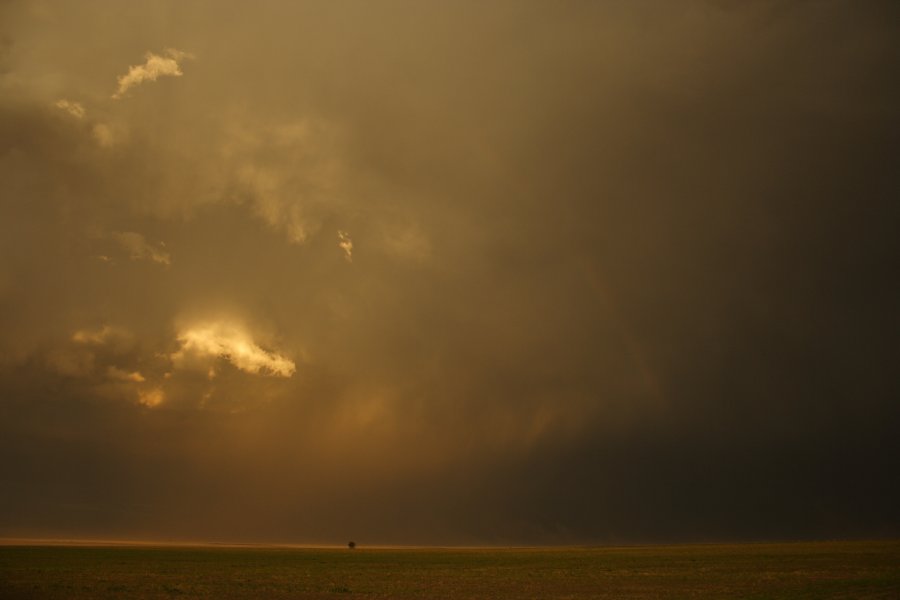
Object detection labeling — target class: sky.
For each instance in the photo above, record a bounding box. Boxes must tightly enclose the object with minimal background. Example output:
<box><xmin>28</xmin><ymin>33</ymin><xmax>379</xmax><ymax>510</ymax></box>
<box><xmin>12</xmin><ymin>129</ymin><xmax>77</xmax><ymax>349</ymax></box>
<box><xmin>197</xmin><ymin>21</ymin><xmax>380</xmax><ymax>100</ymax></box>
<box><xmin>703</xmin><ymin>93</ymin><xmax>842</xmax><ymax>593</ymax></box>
<box><xmin>1</xmin><ymin>0</ymin><xmax>898</xmax><ymax>545</ymax></box>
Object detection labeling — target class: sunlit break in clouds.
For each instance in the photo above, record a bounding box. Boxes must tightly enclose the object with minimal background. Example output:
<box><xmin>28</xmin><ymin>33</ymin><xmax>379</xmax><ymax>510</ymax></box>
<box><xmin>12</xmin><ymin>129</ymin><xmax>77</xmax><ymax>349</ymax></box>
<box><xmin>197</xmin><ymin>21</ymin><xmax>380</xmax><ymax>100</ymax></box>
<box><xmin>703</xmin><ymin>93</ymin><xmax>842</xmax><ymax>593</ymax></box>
<box><xmin>112</xmin><ymin>48</ymin><xmax>191</xmax><ymax>99</ymax></box>
<box><xmin>172</xmin><ymin>322</ymin><xmax>295</xmax><ymax>378</ymax></box>
<box><xmin>0</xmin><ymin>0</ymin><xmax>897</xmax><ymax>546</ymax></box>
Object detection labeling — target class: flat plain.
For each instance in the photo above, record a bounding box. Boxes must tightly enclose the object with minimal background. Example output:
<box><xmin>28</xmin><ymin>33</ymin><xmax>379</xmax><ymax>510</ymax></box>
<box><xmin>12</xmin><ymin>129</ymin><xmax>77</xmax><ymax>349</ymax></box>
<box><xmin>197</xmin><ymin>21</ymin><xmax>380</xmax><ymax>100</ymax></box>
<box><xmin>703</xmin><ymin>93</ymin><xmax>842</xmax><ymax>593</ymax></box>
<box><xmin>0</xmin><ymin>540</ymin><xmax>897</xmax><ymax>599</ymax></box>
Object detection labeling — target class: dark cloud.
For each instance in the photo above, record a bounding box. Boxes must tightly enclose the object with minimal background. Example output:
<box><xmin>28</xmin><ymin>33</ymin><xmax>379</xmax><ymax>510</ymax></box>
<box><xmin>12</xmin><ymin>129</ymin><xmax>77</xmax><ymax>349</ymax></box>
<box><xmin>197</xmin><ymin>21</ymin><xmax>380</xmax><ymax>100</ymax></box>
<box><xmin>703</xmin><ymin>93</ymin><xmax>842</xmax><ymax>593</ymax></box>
<box><xmin>0</xmin><ymin>0</ymin><xmax>898</xmax><ymax>544</ymax></box>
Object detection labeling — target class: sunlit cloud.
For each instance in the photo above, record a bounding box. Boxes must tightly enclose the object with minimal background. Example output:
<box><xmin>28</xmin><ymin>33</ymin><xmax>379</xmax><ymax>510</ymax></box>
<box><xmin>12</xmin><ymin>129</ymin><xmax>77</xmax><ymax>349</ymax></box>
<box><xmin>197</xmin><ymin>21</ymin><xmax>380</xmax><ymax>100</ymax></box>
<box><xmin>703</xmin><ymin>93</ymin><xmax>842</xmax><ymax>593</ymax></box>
<box><xmin>171</xmin><ymin>321</ymin><xmax>295</xmax><ymax>377</ymax></box>
<box><xmin>111</xmin><ymin>231</ymin><xmax>171</xmax><ymax>266</ymax></box>
<box><xmin>338</xmin><ymin>230</ymin><xmax>353</xmax><ymax>262</ymax></box>
<box><xmin>107</xmin><ymin>366</ymin><xmax>146</xmax><ymax>383</ymax></box>
<box><xmin>54</xmin><ymin>99</ymin><xmax>84</xmax><ymax>118</ymax></box>
<box><xmin>112</xmin><ymin>48</ymin><xmax>191</xmax><ymax>99</ymax></box>
<box><xmin>138</xmin><ymin>388</ymin><xmax>165</xmax><ymax>408</ymax></box>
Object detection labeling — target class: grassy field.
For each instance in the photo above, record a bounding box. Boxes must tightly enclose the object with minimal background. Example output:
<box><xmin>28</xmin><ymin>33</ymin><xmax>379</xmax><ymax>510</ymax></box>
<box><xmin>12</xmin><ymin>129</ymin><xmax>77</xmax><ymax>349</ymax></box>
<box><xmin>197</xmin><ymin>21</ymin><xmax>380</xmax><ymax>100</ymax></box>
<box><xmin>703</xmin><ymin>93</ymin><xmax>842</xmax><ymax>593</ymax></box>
<box><xmin>0</xmin><ymin>540</ymin><xmax>898</xmax><ymax>599</ymax></box>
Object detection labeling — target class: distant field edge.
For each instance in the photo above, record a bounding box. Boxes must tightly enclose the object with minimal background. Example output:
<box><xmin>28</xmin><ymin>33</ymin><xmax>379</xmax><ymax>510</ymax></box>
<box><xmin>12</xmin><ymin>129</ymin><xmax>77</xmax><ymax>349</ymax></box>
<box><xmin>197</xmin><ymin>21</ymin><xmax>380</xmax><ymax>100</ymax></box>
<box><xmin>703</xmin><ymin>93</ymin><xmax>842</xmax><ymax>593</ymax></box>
<box><xmin>1</xmin><ymin>537</ymin><xmax>898</xmax><ymax>550</ymax></box>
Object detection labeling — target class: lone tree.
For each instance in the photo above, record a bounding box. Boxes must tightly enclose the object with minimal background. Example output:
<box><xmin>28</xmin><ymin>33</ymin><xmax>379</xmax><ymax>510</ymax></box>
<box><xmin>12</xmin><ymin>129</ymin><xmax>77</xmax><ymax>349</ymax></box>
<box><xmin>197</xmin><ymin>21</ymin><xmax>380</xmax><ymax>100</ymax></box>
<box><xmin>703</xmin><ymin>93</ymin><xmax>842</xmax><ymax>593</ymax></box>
<box><xmin>348</xmin><ymin>541</ymin><xmax>356</xmax><ymax>549</ymax></box>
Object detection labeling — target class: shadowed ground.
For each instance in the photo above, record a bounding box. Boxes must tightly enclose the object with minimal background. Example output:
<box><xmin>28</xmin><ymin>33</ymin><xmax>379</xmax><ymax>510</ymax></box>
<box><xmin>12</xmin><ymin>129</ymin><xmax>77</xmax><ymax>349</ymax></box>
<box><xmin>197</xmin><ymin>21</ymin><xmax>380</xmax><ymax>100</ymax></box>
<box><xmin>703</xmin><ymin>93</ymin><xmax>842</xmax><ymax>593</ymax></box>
<box><xmin>0</xmin><ymin>541</ymin><xmax>898</xmax><ymax>599</ymax></box>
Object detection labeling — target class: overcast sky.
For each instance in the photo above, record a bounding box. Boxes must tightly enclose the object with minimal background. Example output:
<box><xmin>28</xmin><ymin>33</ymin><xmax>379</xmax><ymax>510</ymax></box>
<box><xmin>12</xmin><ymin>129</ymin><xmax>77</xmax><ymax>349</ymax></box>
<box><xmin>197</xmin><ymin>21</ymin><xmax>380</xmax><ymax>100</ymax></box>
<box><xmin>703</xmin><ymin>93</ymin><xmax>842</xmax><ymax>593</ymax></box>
<box><xmin>1</xmin><ymin>0</ymin><xmax>898</xmax><ymax>545</ymax></box>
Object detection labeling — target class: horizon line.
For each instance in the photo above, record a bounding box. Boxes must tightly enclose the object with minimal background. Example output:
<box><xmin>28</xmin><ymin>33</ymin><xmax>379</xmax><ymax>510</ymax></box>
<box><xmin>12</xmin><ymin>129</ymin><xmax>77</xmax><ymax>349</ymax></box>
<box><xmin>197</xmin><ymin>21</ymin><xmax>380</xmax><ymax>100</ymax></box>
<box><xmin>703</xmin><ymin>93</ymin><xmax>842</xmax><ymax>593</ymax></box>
<box><xmin>1</xmin><ymin>536</ymin><xmax>894</xmax><ymax>550</ymax></box>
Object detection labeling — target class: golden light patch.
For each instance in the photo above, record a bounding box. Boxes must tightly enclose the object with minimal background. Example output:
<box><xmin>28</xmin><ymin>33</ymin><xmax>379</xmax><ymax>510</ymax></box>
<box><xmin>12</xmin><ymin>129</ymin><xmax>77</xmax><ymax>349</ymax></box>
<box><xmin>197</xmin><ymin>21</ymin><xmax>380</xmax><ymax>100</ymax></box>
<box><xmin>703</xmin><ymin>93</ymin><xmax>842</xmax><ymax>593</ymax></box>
<box><xmin>171</xmin><ymin>320</ymin><xmax>295</xmax><ymax>377</ymax></box>
<box><xmin>338</xmin><ymin>230</ymin><xmax>353</xmax><ymax>262</ymax></box>
<box><xmin>107</xmin><ymin>367</ymin><xmax>146</xmax><ymax>383</ymax></box>
<box><xmin>137</xmin><ymin>388</ymin><xmax>165</xmax><ymax>408</ymax></box>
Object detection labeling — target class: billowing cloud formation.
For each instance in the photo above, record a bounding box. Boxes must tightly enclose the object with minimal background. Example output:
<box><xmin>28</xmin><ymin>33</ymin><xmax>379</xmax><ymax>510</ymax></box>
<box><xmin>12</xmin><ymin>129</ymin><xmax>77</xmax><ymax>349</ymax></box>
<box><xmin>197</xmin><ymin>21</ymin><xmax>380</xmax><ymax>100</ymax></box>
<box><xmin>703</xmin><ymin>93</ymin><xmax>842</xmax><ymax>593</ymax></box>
<box><xmin>172</xmin><ymin>321</ymin><xmax>295</xmax><ymax>377</ymax></box>
<box><xmin>0</xmin><ymin>0</ymin><xmax>897</xmax><ymax>546</ymax></box>
<box><xmin>112</xmin><ymin>48</ymin><xmax>190</xmax><ymax>99</ymax></box>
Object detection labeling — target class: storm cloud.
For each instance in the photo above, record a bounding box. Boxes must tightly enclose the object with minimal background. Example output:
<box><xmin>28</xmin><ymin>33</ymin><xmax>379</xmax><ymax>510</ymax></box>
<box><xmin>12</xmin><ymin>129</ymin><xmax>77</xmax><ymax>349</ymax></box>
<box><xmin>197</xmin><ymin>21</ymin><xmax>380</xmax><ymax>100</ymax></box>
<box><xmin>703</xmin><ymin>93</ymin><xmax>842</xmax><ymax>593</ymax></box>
<box><xmin>0</xmin><ymin>0</ymin><xmax>898</xmax><ymax>545</ymax></box>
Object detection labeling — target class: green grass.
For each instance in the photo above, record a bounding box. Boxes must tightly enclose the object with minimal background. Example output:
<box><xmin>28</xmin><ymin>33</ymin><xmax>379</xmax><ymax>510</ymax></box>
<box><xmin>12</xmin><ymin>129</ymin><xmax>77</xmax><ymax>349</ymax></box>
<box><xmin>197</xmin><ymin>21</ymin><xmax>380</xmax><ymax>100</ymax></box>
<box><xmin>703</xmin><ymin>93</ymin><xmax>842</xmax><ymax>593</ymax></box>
<box><xmin>0</xmin><ymin>541</ymin><xmax>898</xmax><ymax>599</ymax></box>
